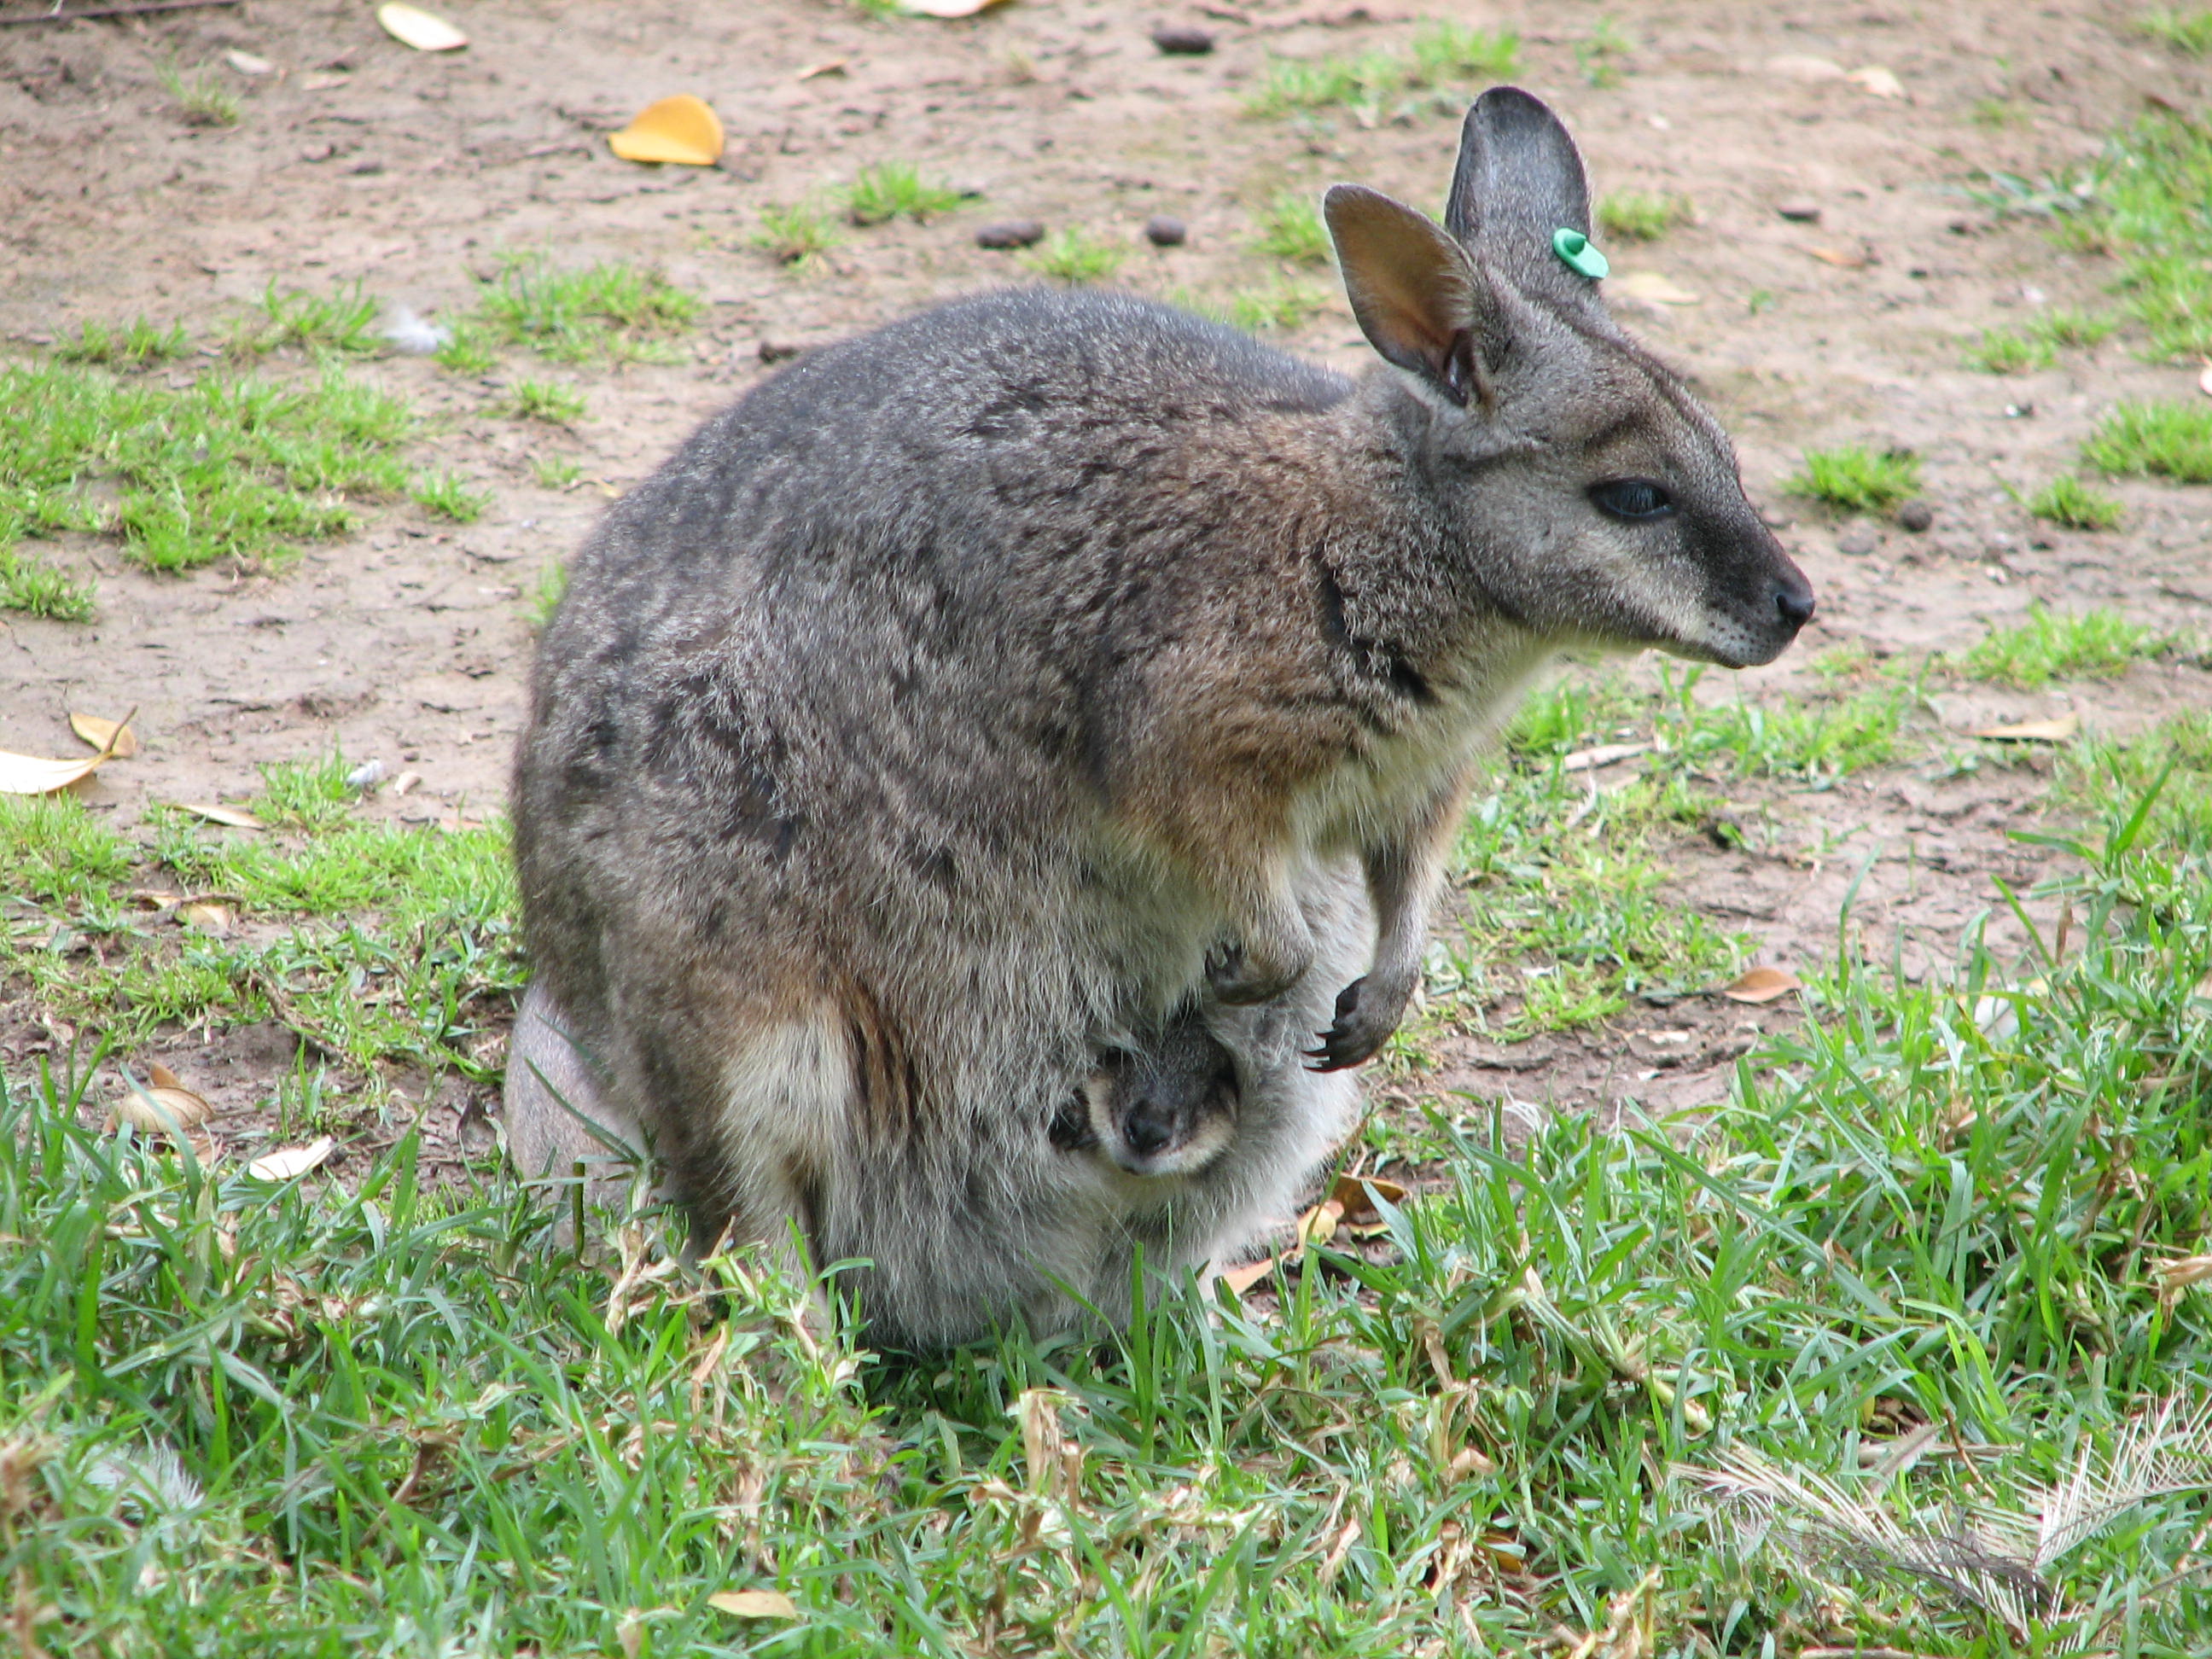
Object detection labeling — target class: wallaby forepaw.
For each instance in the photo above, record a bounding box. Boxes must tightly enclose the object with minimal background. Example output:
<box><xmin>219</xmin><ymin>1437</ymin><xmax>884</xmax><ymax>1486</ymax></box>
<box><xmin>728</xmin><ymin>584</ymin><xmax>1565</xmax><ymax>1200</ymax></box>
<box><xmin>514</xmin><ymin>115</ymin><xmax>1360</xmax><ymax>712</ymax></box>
<box><xmin>1302</xmin><ymin>975</ymin><xmax>1406</xmax><ymax>1072</ymax></box>
<box><xmin>1207</xmin><ymin>939</ymin><xmax>1309</xmax><ymax>1006</ymax></box>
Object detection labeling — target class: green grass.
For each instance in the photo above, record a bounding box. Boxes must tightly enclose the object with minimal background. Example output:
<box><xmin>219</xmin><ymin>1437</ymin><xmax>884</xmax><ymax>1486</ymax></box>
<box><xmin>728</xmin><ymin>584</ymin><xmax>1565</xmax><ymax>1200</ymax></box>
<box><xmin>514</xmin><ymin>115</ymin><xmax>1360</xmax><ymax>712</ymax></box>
<box><xmin>412</xmin><ymin>471</ymin><xmax>491</xmax><ymax>524</ymax></box>
<box><xmin>530</xmin><ymin>559</ymin><xmax>568</xmax><ymax>627</ymax></box>
<box><xmin>531</xmin><ymin>454</ymin><xmax>584</xmax><ymax>491</ymax></box>
<box><xmin>1253</xmin><ymin>190</ymin><xmax>1330</xmax><ymax>265</ymax></box>
<box><xmin>1784</xmin><ymin>443</ymin><xmax>1922</xmax><ymax>513</ymax></box>
<box><xmin>0</xmin><ymin>362</ymin><xmax>412</xmax><ymax>572</ymax></box>
<box><xmin>255</xmin><ymin>281</ymin><xmax>381</xmax><ymax>357</ymax></box>
<box><xmin>9</xmin><ymin>765</ymin><xmax>2210</xmax><ymax>1654</ymax></box>
<box><xmin>1</xmin><ymin>786</ymin><xmax>520</xmax><ymax>1075</ymax></box>
<box><xmin>53</xmin><ymin>317</ymin><xmax>189</xmax><ymax>368</ymax></box>
<box><xmin>1020</xmin><ymin>228</ymin><xmax>1128</xmax><ymax>284</ymax></box>
<box><xmin>2025</xmin><ymin>474</ymin><xmax>2123</xmax><ymax>531</ymax></box>
<box><xmin>474</xmin><ymin>255</ymin><xmax>702</xmax><ymax>364</ymax></box>
<box><xmin>1953</xmin><ymin>603</ymin><xmax>2169</xmax><ymax>688</ymax></box>
<box><xmin>843</xmin><ymin>161</ymin><xmax>960</xmax><ymax>226</ymax></box>
<box><xmin>2082</xmin><ymin>399</ymin><xmax>2212</xmax><ymax>482</ymax></box>
<box><xmin>1225</xmin><ymin>279</ymin><xmax>1330</xmax><ymax>333</ymax></box>
<box><xmin>1247</xmin><ymin>21</ymin><xmax>1518</xmax><ymax>119</ymax></box>
<box><xmin>503</xmin><ymin>377</ymin><xmax>585</xmax><ymax>424</ymax></box>
<box><xmin>1964</xmin><ymin>326</ymin><xmax>2053</xmax><ymax>374</ymax></box>
<box><xmin>156</xmin><ymin>55</ymin><xmax>240</xmax><ymax>126</ymax></box>
<box><xmin>432</xmin><ymin>321</ymin><xmax>498</xmax><ymax>375</ymax></box>
<box><xmin>2135</xmin><ymin>7</ymin><xmax>2212</xmax><ymax>53</ymax></box>
<box><xmin>2091</xmin><ymin>114</ymin><xmax>2212</xmax><ymax>358</ymax></box>
<box><xmin>1575</xmin><ymin>15</ymin><xmax>1632</xmax><ymax>87</ymax></box>
<box><xmin>752</xmin><ymin>201</ymin><xmax>841</xmax><ymax>267</ymax></box>
<box><xmin>2033</xmin><ymin>307</ymin><xmax>2116</xmax><ymax>347</ymax></box>
<box><xmin>0</xmin><ymin>544</ymin><xmax>95</xmax><ymax>620</ymax></box>
<box><xmin>2058</xmin><ymin>707</ymin><xmax>2212</xmax><ymax>852</ymax></box>
<box><xmin>1595</xmin><ymin>188</ymin><xmax>1691</xmax><ymax>242</ymax></box>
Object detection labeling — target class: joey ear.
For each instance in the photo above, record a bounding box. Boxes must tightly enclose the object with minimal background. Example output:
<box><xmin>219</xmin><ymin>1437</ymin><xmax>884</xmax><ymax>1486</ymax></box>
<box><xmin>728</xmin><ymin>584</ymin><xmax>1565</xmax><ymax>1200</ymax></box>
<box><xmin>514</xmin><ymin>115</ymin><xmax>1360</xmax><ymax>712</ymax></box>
<box><xmin>1442</xmin><ymin>86</ymin><xmax>1598</xmax><ymax>305</ymax></box>
<box><xmin>1324</xmin><ymin>183</ymin><xmax>1488</xmax><ymax>407</ymax></box>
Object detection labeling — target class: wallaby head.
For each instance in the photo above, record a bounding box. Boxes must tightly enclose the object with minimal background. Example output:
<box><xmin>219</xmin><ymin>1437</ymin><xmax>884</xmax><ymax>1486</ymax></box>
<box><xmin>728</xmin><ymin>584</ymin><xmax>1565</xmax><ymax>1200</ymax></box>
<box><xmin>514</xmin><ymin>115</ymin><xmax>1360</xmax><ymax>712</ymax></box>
<box><xmin>1324</xmin><ymin>85</ymin><xmax>1813</xmax><ymax>671</ymax></box>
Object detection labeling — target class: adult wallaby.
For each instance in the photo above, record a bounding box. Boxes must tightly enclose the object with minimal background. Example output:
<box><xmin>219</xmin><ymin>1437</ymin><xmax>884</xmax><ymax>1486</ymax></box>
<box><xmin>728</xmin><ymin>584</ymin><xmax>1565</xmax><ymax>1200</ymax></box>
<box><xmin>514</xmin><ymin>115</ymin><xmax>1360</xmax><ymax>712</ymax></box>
<box><xmin>506</xmin><ymin>86</ymin><xmax>1813</xmax><ymax>1348</ymax></box>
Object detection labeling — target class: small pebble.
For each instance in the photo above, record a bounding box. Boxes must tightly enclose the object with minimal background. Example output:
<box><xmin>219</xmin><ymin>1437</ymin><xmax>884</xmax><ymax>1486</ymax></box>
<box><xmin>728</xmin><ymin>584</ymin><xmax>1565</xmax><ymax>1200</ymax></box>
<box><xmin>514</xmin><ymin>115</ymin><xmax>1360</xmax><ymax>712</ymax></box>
<box><xmin>1895</xmin><ymin>499</ymin><xmax>1934</xmax><ymax>533</ymax></box>
<box><xmin>974</xmin><ymin>218</ymin><xmax>1045</xmax><ymax>250</ymax></box>
<box><xmin>300</xmin><ymin>142</ymin><xmax>335</xmax><ymax>163</ymax></box>
<box><xmin>345</xmin><ymin>759</ymin><xmax>387</xmax><ymax>793</ymax></box>
<box><xmin>1775</xmin><ymin>198</ymin><xmax>1821</xmax><ymax>223</ymax></box>
<box><xmin>1143</xmin><ymin>214</ymin><xmax>1187</xmax><ymax>248</ymax></box>
<box><xmin>757</xmin><ymin>339</ymin><xmax>803</xmax><ymax>364</ymax></box>
<box><xmin>1150</xmin><ymin>24</ymin><xmax>1216</xmax><ymax>55</ymax></box>
<box><xmin>1837</xmin><ymin>527</ymin><xmax>1879</xmax><ymax>556</ymax></box>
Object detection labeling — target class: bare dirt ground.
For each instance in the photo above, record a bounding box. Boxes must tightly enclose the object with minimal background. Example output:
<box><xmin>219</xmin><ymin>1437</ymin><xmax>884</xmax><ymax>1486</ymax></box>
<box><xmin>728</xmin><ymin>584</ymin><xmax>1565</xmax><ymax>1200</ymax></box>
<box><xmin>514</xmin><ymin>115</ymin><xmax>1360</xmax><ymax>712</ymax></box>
<box><xmin>2</xmin><ymin>0</ymin><xmax>2208</xmax><ymax>1158</ymax></box>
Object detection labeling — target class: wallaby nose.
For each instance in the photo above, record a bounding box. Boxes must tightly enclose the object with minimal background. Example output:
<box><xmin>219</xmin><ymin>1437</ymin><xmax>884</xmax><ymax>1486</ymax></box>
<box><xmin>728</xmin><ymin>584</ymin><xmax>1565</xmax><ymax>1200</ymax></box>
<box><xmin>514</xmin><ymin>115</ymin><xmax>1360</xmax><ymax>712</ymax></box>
<box><xmin>1775</xmin><ymin>576</ymin><xmax>1816</xmax><ymax>632</ymax></box>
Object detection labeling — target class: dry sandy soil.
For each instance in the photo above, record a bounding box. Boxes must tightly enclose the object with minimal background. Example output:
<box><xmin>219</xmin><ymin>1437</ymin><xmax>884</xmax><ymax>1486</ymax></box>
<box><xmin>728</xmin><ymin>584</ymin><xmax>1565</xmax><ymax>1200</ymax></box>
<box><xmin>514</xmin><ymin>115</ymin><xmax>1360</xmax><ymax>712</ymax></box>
<box><xmin>1</xmin><ymin>0</ymin><xmax>2207</xmax><ymax>1156</ymax></box>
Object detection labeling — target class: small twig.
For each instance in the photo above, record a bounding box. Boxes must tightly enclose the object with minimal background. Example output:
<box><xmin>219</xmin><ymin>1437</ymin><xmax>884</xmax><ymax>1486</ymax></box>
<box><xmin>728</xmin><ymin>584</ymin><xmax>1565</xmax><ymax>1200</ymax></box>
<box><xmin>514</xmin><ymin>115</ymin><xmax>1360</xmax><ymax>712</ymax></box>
<box><xmin>0</xmin><ymin>0</ymin><xmax>239</xmax><ymax>22</ymax></box>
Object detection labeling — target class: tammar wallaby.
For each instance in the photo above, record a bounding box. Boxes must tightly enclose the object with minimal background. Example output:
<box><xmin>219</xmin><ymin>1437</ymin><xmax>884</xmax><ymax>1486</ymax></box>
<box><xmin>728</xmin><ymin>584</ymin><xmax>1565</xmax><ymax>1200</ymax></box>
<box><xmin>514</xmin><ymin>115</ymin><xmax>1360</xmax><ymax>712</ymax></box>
<box><xmin>505</xmin><ymin>86</ymin><xmax>1813</xmax><ymax>1348</ymax></box>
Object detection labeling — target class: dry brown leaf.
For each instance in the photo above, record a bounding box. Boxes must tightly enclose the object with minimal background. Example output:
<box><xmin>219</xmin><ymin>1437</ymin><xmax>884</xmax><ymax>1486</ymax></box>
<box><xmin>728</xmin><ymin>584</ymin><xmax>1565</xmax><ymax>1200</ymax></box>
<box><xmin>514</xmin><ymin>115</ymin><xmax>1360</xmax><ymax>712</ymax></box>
<box><xmin>1218</xmin><ymin>1255</ymin><xmax>1281</xmax><ymax>1295</ymax></box>
<box><xmin>1766</xmin><ymin>54</ymin><xmax>1845</xmax><ymax>82</ymax></box>
<box><xmin>148</xmin><ymin>1062</ymin><xmax>181</xmax><ymax>1089</ymax></box>
<box><xmin>176</xmin><ymin>802</ymin><xmax>266</xmax><ymax>830</ymax></box>
<box><xmin>1613</xmin><ymin>271</ymin><xmax>1701</xmax><ymax>306</ymax></box>
<box><xmin>110</xmin><ymin>1083</ymin><xmax>213</xmax><ymax>1134</ymax></box>
<box><xmin>70</xmin><ymin>712</ymin><xmax>138</xmax><ymax>758</ymax></box>
<box><xmin>178</xmin><ymin>901</ymin><xmax>234</xmax><ymax>935</ymax></box>
<box><xmin>1561</xmin><ymin>742</ymin><xmax>1652</xmax><ymax>774</ymax></box>
<box><xmin>247</xmin><ymin>1137</ymin><xmax>337</xmax><ymax>1182</ymax></box>
<box><xmin>1846</xmin><ymin>66</ymin><xmax>1904</xmax><ymax>98</ymax></box>
<box><xmin>608</xmin><ymin>94</ymin><xmax>725</xmax><ymax>167</ymax></box>
<box><xmin>1720</xmin><ymin>965</ymin><xmax>1803</xmax><ymax>1004</ymax></box>
<box><xmin>795</xmin><ymin>57</ymin><xmax>848</xmax><ymax>80</ymax></box>
<box><xmin>707</xmin><ymin>1590</ymin><xmax>800</xmax><ymax>1621</ymax></box>
<box><xmin>130</xmin><ymin>888</ymin><xmax>187</xmax><ymax>909</ymax></box>
<box><xmin>0</xmin><ymin>706</ymin><xmax>135</xmax><ymax>796</ymax></box>
<box><xmin>1807</xmin><ymin>244</ymin><xmax>1870</xmax><ymax>269</ymax></box>
<box><xmin>898</xmin><ymin>0</ymin><xmax>1012</xmax><ymax>14</ymax></box>
<box><xmin>377</xmin><ymin>3</ymin><xmax>467</xmax><ymax>51</ymax></box>
<box><xmin>1970</xmin><ymin>713</ymin><xmax>2079</xmax><ymax>743</ymax></box>
<box><xmin>2156</xmin><ymin>1253</ymin><xmax>2212</xmax><ymax>1296</ymax></box>
<box><xmin>224</xmin><ymin>49</ymin><xmax>273</xmax><ymax>75</ymax></box>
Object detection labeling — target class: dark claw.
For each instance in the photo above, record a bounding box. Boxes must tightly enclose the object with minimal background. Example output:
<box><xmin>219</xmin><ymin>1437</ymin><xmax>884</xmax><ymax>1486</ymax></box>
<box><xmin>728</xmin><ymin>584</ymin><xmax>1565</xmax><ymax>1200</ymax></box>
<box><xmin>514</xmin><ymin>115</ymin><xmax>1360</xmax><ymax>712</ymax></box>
<box><xmin>1301</xmin><ymin>975</ymin><xmax>1393</xmax><ymax>1072</ymax></box>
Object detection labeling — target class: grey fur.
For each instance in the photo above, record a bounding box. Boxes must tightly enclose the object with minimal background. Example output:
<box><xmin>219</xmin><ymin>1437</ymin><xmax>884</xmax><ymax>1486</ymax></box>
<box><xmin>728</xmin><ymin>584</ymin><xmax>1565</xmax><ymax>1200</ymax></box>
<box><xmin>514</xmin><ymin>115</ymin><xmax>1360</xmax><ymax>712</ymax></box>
<box><xmin>505</xmin><ymin>87</ymin><xmax>1811</xmax><ymax>1349</ymax></box>
<box><xmin>1054</xmin><ymin>1003</ymin><xmax>1243</xmax><ymax>1179</ymax></box>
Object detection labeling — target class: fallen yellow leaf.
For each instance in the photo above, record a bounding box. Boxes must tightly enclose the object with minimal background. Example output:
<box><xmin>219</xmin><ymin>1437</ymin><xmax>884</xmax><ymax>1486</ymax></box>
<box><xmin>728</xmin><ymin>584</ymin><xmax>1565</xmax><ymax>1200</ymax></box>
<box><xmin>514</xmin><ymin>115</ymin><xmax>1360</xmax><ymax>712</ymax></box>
<box><xmin>1970</xmin><ymin>713</ymin><xmax>2079</xmax><ymax>743</ymax></box>
<box><xmin>1218</xmin><ymin>1255</ymin><xmax>1281</xmax><ymax>1296</ymax></box>
<box><xmin>608</xmin><ymin>95</ymin><xmax>725</xmax><ymax>167</ymax></box>
<box><xmin>795</xmin><ymin>57</ymin><xmax>848</xmax><ymax>81</ymax></box>
<box><xmin>1807</xmin><ymin>244</ymin><xmax>1871</xmax><ymax>269</ymax></box>
<box><xmin>148</xmin><ymin>1062</ymin><xmax>182</xmax><ymax>1089</ymax></box>
<box><xmin>1720</xmin><ymin>965</ymin><xmax>1803</xmax><ymax>1004</ymax></box>
<box><xmin>0</xmin><ymin>706</ymin><xmax>135</xmax><ymax>796</ymax></box>
<box><xmin>377</xmin><ymin>3</ymin><xmax>467</xmax><ymax>51</ymax></box>
<box><xmin>707</xmin><ymin>1590</ymin><xmax>799</xmax><ymax>1620</ymax></box>
<box><xmin>176</xmin><ymin>803</ymin><xmax>267</xmax><ymax>830</ymax></box>
<box><xmin>69</xmin><ymin>712</ymin><xmax>139</xmax><ymax>758</ymax></box>
<box><xmin>1613</xmin><ymin>271</ymin><xmax>1700</xmax><ymax>306</ymax></box>
<box><xmin>178</xmin><ymin>901</ymin><xmax>234</xmax><ymax>935</ymax></box>
<box><xmin>110</xmin><ymin>1082</ymin><xmax>213</xmax><ymax>1134</ymax></box>
<box><xmin>247</xmin><ymin>1137</ymin><xmax>338</xmax><ymax>1182</ymax></box>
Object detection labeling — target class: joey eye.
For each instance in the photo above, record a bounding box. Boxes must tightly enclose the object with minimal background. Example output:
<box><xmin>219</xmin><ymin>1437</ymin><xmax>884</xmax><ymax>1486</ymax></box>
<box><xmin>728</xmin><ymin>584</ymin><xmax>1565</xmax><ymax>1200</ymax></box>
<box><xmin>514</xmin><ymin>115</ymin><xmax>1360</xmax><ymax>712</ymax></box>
<box><xmin>1590</xmin><ymin>479</ymin><xmax>1674</xmax><ymax>521</ymax></box>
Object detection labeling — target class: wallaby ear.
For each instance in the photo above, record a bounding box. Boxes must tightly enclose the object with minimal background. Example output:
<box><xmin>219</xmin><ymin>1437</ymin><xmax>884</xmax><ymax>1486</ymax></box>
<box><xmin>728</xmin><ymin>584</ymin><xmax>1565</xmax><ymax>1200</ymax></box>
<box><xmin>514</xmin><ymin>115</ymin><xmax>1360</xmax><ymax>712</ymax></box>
<box><xmin>1442</xmin><ymin>85</ymin><xmax>1596</xmax><ymax>302</ymax></box>
<box><xmin>1324</xmin><ymin>184</ymin><xmax>1487</xmax><ymax>407</ymax></box>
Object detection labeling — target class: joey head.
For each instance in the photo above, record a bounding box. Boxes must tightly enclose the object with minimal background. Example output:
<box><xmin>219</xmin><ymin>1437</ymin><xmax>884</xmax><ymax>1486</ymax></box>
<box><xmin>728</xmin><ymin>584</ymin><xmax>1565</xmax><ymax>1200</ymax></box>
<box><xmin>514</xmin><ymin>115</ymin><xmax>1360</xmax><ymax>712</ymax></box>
<box><xmin>1050</xmin><ymin>1006</ymin><xmax>1241</xmax><ymax>1179</ymax></box>
<box><xmin>507</xmin><ymin>86</ymin><xmax>1809</xmax><ymax>1348</ymax></box>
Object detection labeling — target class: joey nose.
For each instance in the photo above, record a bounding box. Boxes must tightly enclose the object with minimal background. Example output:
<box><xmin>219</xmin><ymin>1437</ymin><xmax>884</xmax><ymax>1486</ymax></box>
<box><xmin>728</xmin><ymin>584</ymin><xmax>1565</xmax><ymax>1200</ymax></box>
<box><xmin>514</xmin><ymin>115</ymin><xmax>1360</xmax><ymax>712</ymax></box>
<box><xmin>1775</xmin><ymin>575</ymin><xmax>1816</xmax><ymax>632</ymax></box>
<box><xmin>1123</xmin><ymin>1110</ymin><xmax>1173</xmax><ymax>1158</ymax></box>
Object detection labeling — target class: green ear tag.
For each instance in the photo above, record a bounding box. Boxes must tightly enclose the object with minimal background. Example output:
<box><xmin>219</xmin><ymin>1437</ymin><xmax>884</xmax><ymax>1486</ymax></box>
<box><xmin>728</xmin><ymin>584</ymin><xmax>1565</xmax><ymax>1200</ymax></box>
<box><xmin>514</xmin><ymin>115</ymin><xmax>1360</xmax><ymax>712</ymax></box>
<box><xmin>1551</xmin><ymin>227</ymin><xmax>1610</xmax><ymax>280</ymax></box>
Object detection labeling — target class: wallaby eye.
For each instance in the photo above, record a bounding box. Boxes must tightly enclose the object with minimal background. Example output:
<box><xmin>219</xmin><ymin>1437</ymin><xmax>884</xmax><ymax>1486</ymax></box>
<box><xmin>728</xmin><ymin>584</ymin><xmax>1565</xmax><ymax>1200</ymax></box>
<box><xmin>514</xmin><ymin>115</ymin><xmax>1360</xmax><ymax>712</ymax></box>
<box><xmin>1590</xmin><ymin>479</ymin><xmax>1674</xmax><ymax>521</ymax></box>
